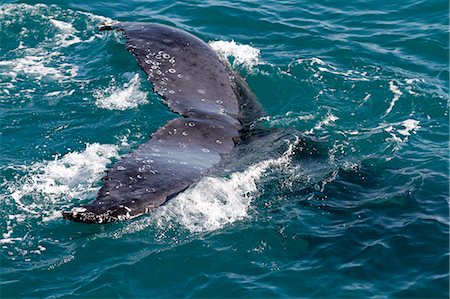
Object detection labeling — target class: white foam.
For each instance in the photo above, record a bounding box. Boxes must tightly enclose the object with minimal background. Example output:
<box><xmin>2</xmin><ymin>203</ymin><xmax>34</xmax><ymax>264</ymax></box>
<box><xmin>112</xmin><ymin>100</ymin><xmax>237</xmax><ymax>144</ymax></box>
<box><xmin>384</xmin><ymin>119</ymin><xmax>420</xmax><ymax>144</ymax></box>
<box><xmin>94</xmin><ymin>74</ymin><xmax>148</xmax><ymax>110</ymax></box>
<box><xmin>3</xmin><ymin>143</ymin><xmax>118</xmax><ymax>246</ymax></box>
<box><xmin>49</xmin><ymin>19</ymin><xmax>75</xmax><ymax>31</ymax></box>
<box><xmin>9</xmin><ymin>143</ymin><xmax>119</xmax><ymax>207</ymax></box>
<box><xmin>397</xmin><ymin>119</ymin><xmax>420</xmax><ymax>136</ymax></box>
<box><xmin>0</xmin><ymin>53</ymin><xmax>78</xmax><ymax>80</ymax></box>
<box><xmin>296</xmin><ymin>57</ymin><xmax>370</xmax><ymax>81</ymax></box>
<box><xmin>260</xmin><ymin>111</ymin><xmax>316</xmax><ymax>127</ymax></box>
<box><xmin>155</xmin><ymin>137</ymin><xmax>298</xmax><ymax>232</ymax></box>
<box><xmin>314</xmin><ymin>113</ymin><xmax>339</xmax><ymax>130</ymax></box>
<box><xmin>49</xmin><ymin>18</ymin><xmax>82</xmax><ymax>47</ymax></box>
<box><xmin>209</xmin><ymin>40</ymin><xmax>261</xmax><ymax>69</ymax></box>
<box><xmin>297</xmin><ymin>57</ymin><xmax>327</xmax><ymax>66</ymax></box>
<box><xmin>385</xmin><ymin>80</ymin><xmax>403</xmax><ymax>116</ymax></box>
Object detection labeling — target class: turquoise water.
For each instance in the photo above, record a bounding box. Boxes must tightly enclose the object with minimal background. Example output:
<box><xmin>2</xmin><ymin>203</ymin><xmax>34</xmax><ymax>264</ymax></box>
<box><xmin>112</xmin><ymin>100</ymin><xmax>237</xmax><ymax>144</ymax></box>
<box><xmin>1</xmin><ymin>0</ymin><xmax>448</xmax><ymax>297</ymax></box>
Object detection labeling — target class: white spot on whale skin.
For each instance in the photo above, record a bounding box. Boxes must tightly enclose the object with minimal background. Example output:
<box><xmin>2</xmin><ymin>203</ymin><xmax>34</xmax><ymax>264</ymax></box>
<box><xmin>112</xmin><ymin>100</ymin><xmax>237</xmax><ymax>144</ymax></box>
<box><xmin>197</xmin><ymin>89</ymin><xmax>206</xmax><ymax>95</ymax></box>
<box><xmin>168</xmin><ymin>68</ymin><xmax>176</xmax><ymax>74</ymax></box>
<box><xmin>117</xmin><ymin>166</ymin><xmax>126</xmax><ymax>171</ymax></box>
<box><xmin>71</xmin><ymin>207</ymin><xmax>87</xmax><ymax>215</ymax></box>
<box><xmin>188</xmin><ymin>122</ymin><xmax>196</xmax><ymax>127</ymax></box>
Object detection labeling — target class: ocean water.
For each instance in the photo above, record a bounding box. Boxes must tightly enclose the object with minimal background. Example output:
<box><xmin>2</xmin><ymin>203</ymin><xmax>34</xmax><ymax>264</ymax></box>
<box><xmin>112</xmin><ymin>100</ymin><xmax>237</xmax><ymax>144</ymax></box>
<box><xmin>0</xmin><ymin>0</ymin><xmax>448</xmax><ymax>297</ymax></box>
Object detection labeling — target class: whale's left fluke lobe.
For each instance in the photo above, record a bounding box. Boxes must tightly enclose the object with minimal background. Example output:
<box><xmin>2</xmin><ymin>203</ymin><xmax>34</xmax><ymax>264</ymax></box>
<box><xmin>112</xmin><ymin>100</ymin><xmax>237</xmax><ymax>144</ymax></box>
<box><xmin>63</xmin><ymin>22</ymin><xmax>243</xmax><ymax>223</ymax></box>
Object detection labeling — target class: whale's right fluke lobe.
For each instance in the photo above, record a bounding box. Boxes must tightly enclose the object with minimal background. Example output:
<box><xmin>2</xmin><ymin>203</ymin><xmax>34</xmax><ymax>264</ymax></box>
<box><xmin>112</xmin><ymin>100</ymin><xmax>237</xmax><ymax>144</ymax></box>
<box><xmin>63</xmin><ymin>22</ymin><xmax>246</xmax><ymax>223</ymax></box>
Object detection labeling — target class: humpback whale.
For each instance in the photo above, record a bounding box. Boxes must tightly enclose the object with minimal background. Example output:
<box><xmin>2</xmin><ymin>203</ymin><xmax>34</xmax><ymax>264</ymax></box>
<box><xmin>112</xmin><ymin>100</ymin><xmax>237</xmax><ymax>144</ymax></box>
<box><xmin>62</xmin><ymin>22</ymin><xmax>265</xmax><ymax>223</ymax></box>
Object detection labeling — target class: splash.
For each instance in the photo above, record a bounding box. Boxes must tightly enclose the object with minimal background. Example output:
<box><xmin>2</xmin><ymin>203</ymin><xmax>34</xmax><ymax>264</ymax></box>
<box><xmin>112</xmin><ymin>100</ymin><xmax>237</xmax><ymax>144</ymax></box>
<box><xmin>209</xmin><ymin>40</ymin><xmax>261</xmax><ymax>69</ymax></box>
<box><xmin>8</xmin><ymin>143</ymin><xmax>119</xmax><ymax>212</ymax></box>
<box><xmin>154</xmin><ymin>137</ymin><xmax>298</xmax><ymax>233</ymax></box>
<box><xmin>1</xmin><ymin>143</ymin><xmax>119</xmax><ymax>250</ymax></box>
<box><xmin>94</xmin><ymin>74</ymin><xmax>149</xmax><ymax>110</ymax></box>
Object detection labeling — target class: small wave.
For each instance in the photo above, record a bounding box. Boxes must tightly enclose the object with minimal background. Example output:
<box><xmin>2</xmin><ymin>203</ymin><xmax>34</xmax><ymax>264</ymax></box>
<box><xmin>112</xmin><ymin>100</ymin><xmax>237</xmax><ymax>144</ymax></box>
<box><xmin>209</xmin><ymin>40</ymin><xmax>261</xmax><ymax>69</ymax></box>
<box><xmin>94</xmin><ymin>73</ymin><xmax>148</xmax><ymax>110</ymax></box>
<box><xmin>302</xmin><ymin>112</ymin><xmax>339</xmax><ymax>135</ymax></box>
<box><xmin>384</xmin><ymin>80</ymin><xmax>403</xmax><ymax>116</ymax></box>
<box><xmin>292</xmin><ymin>57</ymin><xmax>371</xmax><ymax>82</ymax></box>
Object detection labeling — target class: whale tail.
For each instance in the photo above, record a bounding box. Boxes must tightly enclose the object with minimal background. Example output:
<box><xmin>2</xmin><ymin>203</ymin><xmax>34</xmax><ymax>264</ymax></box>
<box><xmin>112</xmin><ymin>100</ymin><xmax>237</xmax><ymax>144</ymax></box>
<box><xmin>63</xmin><ymin>22</ymin><xmax>263</xmax><ymax>223</ymax></box>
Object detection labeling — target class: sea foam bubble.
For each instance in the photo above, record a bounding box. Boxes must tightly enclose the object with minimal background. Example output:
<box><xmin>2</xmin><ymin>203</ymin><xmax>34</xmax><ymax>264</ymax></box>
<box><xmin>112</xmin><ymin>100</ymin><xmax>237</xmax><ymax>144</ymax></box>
<box><xmin>94</xmin><ymin>73</ymin><xmax>148</xmax><ymax>110</ymax></box>
<box><xmin>209</xmin><ymin>40</ymin><xmax>261</xmax><ymax>69</ymax></box>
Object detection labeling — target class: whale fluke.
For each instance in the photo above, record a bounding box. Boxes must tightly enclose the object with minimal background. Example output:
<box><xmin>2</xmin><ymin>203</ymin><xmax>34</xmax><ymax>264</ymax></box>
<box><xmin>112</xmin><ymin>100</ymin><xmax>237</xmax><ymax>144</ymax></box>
<box><xmin>62</xmin><ymin>22</ymin><xmax>255</xmax><ymax>223</ymax></box>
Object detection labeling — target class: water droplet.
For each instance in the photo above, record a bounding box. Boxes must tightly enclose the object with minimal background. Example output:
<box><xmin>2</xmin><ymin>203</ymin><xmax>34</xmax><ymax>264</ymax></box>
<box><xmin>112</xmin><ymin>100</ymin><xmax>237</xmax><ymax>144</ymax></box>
<box><xmin>188</xmin><ymin>122</ymin><xmax>195</xmax><ymax>127</ymax></box>
<box><xmin>216</xmin><ymin>139</ymin><xmax>222</xmax><ymax>144</ymax></box>
<box><xmin>168</xmin><ymin>68</ymin><xmax>176</xmax><ymax>74</ymax></box>
<box><xmin>202</xmin><ymin>148</ymin><xmax>210</xmax><ymax>153</ymax></box>
<box><xmin>216</xmin><ymin>99</ymin><xmax>223</xmax><ymax>104</ymax></box>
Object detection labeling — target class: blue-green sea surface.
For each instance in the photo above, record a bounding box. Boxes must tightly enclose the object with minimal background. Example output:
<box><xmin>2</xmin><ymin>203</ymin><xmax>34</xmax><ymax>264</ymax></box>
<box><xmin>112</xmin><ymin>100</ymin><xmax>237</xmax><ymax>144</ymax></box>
<box><xmin>0</xmin><ymin>0</ymin><xmax>448</xmax><ymax>298</ymax></box>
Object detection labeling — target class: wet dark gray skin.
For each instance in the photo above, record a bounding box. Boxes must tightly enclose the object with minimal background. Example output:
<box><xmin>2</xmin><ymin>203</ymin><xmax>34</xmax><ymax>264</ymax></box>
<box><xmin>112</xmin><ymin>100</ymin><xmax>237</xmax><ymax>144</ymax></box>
<box><xmin>62</xmin><ymin>22</ymin><xmax>264</xmax><ymax>223</ymax></box>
